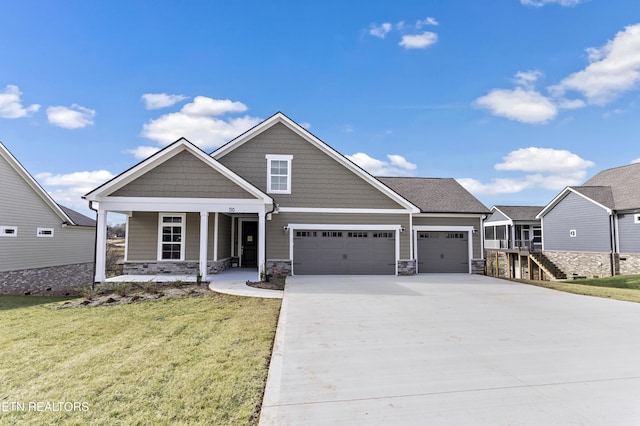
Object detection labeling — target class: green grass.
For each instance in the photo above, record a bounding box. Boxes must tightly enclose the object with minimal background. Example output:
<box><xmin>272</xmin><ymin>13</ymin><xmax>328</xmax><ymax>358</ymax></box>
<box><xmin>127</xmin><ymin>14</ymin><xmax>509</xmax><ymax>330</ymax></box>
<box><xmin>514</xmin><ymin>276</ymin><xmax>640</xmax><ymax>303</ymax></box>
<box><xmin>0</xmin><ymin>293</ymin><xmax>281</xmax><ymax>425</ymax></box>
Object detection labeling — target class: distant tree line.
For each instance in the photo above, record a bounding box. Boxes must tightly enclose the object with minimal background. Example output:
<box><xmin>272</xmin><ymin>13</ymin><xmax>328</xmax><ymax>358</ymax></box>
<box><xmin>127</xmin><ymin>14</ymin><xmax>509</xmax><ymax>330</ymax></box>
<box><xmin>107</xmin><ymin>223</ymin><xmax>126</xmax><ymax>238</ymax></box>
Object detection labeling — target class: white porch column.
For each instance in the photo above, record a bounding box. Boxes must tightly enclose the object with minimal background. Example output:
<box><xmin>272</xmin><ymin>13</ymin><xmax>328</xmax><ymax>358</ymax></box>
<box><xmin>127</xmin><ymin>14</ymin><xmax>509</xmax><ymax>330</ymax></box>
<box><xmin>258</xmin><ymin>208</ymin><xmax>266</xmax><ymax>276</ymax></box>
<box><xmin>95</xmin><ymin>209</ymin><xmax>108</xmax><ymax>282</ymax></box>
<box><xmin>213</xmin><ymin>212</ymin><xmax>219</xmax><ymax>261</ymax></box>
<box><xmin>199</xmin><ymin>212</ymin><xmax>209</xmax><ymax>279</ymax></box>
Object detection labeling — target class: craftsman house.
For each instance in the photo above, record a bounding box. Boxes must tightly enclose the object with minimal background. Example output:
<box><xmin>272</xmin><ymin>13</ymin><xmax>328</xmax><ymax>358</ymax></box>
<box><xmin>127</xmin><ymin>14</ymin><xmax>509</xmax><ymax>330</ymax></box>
<box><xmin>84</xmin><ymin>112</ymin><xmax>489</xmax><ymax>282</ymax></box>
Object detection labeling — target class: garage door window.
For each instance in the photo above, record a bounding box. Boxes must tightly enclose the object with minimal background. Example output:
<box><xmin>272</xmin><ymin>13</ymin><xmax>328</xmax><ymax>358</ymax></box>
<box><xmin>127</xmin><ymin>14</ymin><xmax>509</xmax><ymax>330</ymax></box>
<box><xmin>296</xmin><ymin>231</ymin><xmax>317</xmax><ymax>237</ymax></box>
<box><xmin>374</xmin><ymin>232</ymin><xmax>393</xmax><ymax>238</ymax></box>
<box><xmin>348</xmin><ymin>231</ymin><xmax>368</xmax><ymax>238</ymax></box>
<box><xmin>322</xmin><ymin>231</ymin><xmax>343</xmax><ymax>238</ymax></box>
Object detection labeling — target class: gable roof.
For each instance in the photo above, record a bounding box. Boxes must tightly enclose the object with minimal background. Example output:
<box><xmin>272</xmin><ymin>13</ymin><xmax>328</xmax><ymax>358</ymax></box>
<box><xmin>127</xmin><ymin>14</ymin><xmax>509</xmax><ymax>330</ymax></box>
<box><xmin>377</xmin><ymin>177</ymin><xmax>489</xmax><ymax>214</ymax></box>
<box><xmin>84</xmin><ymin>138</ymin><xmax>273</xmax><ymax>204</ymax></box>
<box><xmin>491</xmin><ymin>205</ymin><xmax>543</xmax><ymax>222</ymax></box>
<box><xmin>582</xmin><ymin>162</ymin><xmax>640</xmax><ymax>211</ymax></box>
<box><xmin>0</xmin><ymin>141</ymin><xmax>87</xmax><ymax>226</ymax></box>
<box><xmin>537</xmin><ymin>186</ymin><xmax>614</xmax><ymax>218</ymax></box>
<box><xmin>212</xmin><ymin>112</ymin><xmax>419</xmax><ymax>212</ymax></box>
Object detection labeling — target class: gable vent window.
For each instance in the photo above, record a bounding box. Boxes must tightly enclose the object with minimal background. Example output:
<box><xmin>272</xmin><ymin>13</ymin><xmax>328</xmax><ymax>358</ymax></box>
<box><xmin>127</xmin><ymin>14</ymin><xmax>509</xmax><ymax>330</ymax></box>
<box><xmin>266</xmin><ymin>154</ymin><xmax>292</xmax><ymax>194</ymax></box>
<box><xmin>634</xmin><ymin>214</ymin><xmax>640</xmax><ymax>224</ymax></box>
<box><xmin>1</xmin><ymin>226</ymin><xmax>18</xmax><ymax>237</ymax></box>
<box><xmin>37</xmin><ymin>228</ymin><xmax>54</xmax><ymax>238</ymax></box>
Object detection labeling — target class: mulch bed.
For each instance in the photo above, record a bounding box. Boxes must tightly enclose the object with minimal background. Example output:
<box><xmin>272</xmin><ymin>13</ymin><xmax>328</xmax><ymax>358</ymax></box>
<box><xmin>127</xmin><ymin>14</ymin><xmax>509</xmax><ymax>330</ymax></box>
<box><xmin>246</xmin><ymin>279</ymin><xmax>285</xmax><ymax>291</ymax></box>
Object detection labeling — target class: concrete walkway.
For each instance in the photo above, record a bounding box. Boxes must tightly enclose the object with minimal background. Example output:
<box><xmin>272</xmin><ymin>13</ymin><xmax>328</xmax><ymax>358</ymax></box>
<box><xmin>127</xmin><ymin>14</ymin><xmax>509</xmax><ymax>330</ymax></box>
<box><xmin>260</xmin><ymin>274</ymin><xmax>640</xmax><ymax>425</ymax></box>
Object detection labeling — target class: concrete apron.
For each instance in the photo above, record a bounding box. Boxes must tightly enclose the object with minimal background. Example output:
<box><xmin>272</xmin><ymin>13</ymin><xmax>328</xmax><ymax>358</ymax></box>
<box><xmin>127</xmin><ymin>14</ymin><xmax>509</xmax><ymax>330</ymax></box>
<box><xmin>260</xmin><ymin>274</ymin><xmax>640</xmax><ymax>425</ymax></box>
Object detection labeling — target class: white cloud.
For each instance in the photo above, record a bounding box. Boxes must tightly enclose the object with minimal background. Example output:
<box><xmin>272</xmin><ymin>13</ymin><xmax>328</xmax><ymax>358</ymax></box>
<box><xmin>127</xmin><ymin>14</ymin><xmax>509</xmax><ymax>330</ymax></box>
<box><xmin>514</xmin><ymin>70</ymin><xmax>544</xmax><ymax>89</ymax></box>
<box><xmin>346</xmin><ymin>152</ymin><xmax>416</xmax><ymax>176</ymax></box>
<box><xmin>399</xmin><ymin>32</ymin><xmax>438</xmax><ymax>49</ymax></box>
<box><xmin>416</xmin><ymin>17</ymin><xmax>439</xmax><ymax>28</ymax></box>
<box><xmin>139</xmin><ymin>96</ymin><xmax>260</xmax><ymax>151</ymax></box>
<box><xmin>126</xmin><ymin>145</ymin><xmax>161</xmax><ymax>159</ymax></box>
<box><xmin>495</xmin><ymin>147</ymin><xmax>594</xmax><ymax>173</ymax></box>
<box><xmin>475</xmin><ymin>87</ymin><xmax>558</xmax><ymax>123</ymax></box>
<box><xmin>299</xmin><ymin>122</ymin><xmax>311</xmax><ymax>129</ymax></box>
<box><xmin>36</xmin><ymin>170</ymin><xmax>115</xmax><ymax>216</ymax></box>
<box><xmin>141</xmin><ymin>93</ymin><xmax>188</xmax><ymax>109</ymax></box>
<box><xmin>180</xmin><ymin>96</ymin><xmax>248</xmax><ymax>116</ymax></box>
<box><xmin>550</xmin><ymin>23</ymin><xmax>640</xmax><ymax>105</ymax></box>
<box><xmin>369</xmin><ymin>22</ymin><xmax>392</xmax><ymax>39</ymax></box>
<box><xmin>521</xmin><ymin>0</ymin><xmax>585</xmax><ymax>6</ymax></box>
<box><xmin>458</xmin><ymin>147</ymin><xmax>593</xmax><ymax>195</ymax></box>
<box><xmin>632</xmin><ymin>158</ymin><xmax>640</xmax><ymax>164</ymax></box>
<box><xmin>0</xmin><ymin>84</ymin><xmax>40</xmax><ymax>119</ymax></box>
<box><xmin>46</xmin><ymin>104</ymin><xmax>95</xmax><ymax>129</ymax></box>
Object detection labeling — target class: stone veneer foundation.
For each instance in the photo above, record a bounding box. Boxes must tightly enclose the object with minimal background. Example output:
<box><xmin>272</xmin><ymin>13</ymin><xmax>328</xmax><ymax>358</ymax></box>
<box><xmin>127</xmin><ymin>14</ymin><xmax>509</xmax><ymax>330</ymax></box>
<box><xmin>0</xmin><ymin>263</ymin><xmax>93</xmax><ymax>295</ymax></box>
<box><xmin>542</xmin><ymin>250</ymin><xmax>617</xmax><ymax>278</ymax></box>
<box><xmin>123</xmin><ymin>258</ymin><xmax>233</xmax><ymax>277</ymax></box>
<box><xmin>619</xmin><ymin>253</ymin><xmax>640</xmax><ymax>275</ymax></box>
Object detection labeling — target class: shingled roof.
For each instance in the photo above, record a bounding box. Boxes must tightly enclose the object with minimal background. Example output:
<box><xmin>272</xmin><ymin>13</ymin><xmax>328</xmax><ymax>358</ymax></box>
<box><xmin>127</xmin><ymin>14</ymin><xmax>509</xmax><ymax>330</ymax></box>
<box><xmin>580</xmin><ymin>162</ymin><xmax>640</xmax><ymax>210</ymax></box>
<box><xmin>378</xmin><ymin>177</ymin><xmax>489</xmax><ymax>214</ymax></box>
<box><xmin>493</xmin><ymin>205</ymin><xmax>543</xmax><ymax>221</ymax></box>
<box><xmin>58</xmin><ymin>205</ymin><xmax>96</xmax><ymax>227</ymax></box>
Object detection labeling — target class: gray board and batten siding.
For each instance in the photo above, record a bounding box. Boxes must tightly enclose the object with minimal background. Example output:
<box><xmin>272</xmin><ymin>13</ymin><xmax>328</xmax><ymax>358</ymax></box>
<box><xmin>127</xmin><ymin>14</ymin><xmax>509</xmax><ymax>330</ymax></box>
<box><xmin>542</xmin><ymin>191</ymin><xmax>611</xmax><ymax>252</ymax></box>
<box><xmin>111</xmin><ymin>151</ymin><xmax>255</xmax><ymax>199</ymax></box>
<box><xmin>0</xmin><ymin>153</ymin><xmax>94</xmax><ymax>272</ymax></box>
<box><xmin>216</xmin><ymin>123</ymin><xmax>403</xmax><ymax>209</ymax></box>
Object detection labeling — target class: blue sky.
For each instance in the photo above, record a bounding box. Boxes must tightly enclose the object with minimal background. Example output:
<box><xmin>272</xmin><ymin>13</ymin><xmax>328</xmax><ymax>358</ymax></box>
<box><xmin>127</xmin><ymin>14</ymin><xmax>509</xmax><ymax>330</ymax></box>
<box><xmin>2</xmin><ymin>0</ymin><xmax>640</xmax><ymax>221</ymax></box>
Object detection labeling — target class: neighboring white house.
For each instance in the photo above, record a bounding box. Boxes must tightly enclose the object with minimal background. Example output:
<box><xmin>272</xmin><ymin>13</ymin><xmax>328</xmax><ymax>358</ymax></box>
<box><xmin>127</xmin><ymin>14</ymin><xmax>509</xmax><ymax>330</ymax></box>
<box><xmin>0</xmin><ymin>142</ymin><xmax>96</xmax><ymax>295</ymax></box>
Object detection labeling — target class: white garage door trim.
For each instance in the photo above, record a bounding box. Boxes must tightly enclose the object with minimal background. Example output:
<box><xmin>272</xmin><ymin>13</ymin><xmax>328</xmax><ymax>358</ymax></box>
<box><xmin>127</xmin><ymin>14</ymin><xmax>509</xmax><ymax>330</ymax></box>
<box><xmin>413</xmin><ymin>225</ymin><xmax>474</xmax><ymax>273</ymax></box>
<box><xmin>287</xmin><ymin>223</ymin><xmax>402</xmax><ymax>276</ymax></box>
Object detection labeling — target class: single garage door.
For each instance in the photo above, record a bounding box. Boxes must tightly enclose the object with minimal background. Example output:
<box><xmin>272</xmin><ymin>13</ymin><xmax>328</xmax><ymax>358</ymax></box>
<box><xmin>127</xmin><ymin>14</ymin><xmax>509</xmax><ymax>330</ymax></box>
<box><xmin>417</xmin><ymin>231</ymin><xmax>469</xmax><ymax>273</ymax></box>
<box><xmin>293</xmin><ymin>230</ymin><xmax>395</xmax><ymax>275</ymax></box>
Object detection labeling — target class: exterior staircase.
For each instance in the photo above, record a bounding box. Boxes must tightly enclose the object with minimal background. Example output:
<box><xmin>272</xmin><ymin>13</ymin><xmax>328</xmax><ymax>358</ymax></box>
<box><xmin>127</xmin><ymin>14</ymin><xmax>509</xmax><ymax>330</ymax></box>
<box><xmin>529</xmin><ymin>252</ymin><xmax>567</xmax><ymax>280</ymax></box>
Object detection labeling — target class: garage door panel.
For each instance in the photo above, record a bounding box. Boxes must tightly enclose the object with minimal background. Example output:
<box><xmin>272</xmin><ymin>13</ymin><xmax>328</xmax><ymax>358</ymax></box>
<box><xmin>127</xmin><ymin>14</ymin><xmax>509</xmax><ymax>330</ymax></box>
<box><xmin>294</xmin><ymin>229</ymin><xmax>395</xmax><ymax>275</ymax></box>
<box><xmin>417</xmin><ymin>231</ymin><xmax>468</xmax><ymax>273</ymax></box>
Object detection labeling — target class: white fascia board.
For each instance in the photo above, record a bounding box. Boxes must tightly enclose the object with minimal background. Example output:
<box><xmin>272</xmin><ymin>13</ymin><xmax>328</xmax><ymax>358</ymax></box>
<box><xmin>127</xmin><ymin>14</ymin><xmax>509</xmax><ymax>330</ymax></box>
<box><xmin>413</xmin><ymin>225</ymin><xmax>475</xmax><ymax>232</ymax></box>
<box><xmin>412</xmin><ymin>213</ymin><xmax>486</xmax><ymax>218</ymax></box>
<box><xmin>85</xmin><ymin>139</ymin><xmax>272</xmax><ymax>204</ymax></box>
<box><xmin>0</xmin><ymin>142</ymin><xmax>74</xmax><ymax>225</ymax></box>
<box><xmin>94</xmin><ymin>197</ymin><xmax>270</xmax><ymax>214</ymax></box>
<box><xmin>287</xmin><ymin>223</ymin><xmax>402</xmax><ymax>231</ymax></box>
<box><xmin>213</xmin><ymin>113</ymin><xmax>419</xmax><ymax>213</ymax></box>
<box><xmin>278</xmin><ymin>207</ymin><xmax>413</xmax><ymax>214</ymax></box>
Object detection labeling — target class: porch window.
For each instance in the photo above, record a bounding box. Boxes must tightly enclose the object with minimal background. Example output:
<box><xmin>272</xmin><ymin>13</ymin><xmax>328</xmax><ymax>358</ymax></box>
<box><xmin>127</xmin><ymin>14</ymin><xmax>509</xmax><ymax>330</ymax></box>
<box><xmin>266</xmin><ymin>154</ymin><xmax>292</xmax><ymax>194</ymax></box>
<box><xmin>158</xmin><ymin>213</ymin><xmax>185</xmax><ymax>260</ymax></box>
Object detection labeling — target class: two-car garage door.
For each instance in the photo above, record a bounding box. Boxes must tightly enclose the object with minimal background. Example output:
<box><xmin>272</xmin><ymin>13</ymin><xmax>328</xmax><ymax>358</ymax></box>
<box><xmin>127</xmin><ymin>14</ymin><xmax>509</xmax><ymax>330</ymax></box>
<box><xmin>293</xmin><ymin>230</ymin><xmax>396</xmax><ymax>275</ymax></box>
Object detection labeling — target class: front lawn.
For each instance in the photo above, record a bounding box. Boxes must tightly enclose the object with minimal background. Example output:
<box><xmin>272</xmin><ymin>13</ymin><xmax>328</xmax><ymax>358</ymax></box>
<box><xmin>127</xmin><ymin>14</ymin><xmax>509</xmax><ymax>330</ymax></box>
<box><xmin>515</xmin><ymin>276</ymin><xmax>640</xmax><ymax>303</ymax></box>
<box><xmin>0</xmin><ymin>292</ymin><xmax>281</xmax><ymax>425</ymax></box>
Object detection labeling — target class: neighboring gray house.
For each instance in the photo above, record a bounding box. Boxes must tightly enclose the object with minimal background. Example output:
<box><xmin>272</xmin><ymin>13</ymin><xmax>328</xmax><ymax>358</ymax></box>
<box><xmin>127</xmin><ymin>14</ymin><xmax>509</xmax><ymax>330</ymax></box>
<box><xmin>84</xmin><ymin>112</ymin><xmax>489</xmax><ymax>282</ymax></box>
<box><xmin>484</xmin><ymin>205</ymin><xmax>542</xmax><ymax>251</ymax></box>
<box><xmin>0</xmin><ymin>142</ymin><xmax>96</xmax><ymax>295</ymax></box>
<box><xmin>537</xmin><ymin>162</ymin><xmax>640</xmax><ymax>278</ymax></box>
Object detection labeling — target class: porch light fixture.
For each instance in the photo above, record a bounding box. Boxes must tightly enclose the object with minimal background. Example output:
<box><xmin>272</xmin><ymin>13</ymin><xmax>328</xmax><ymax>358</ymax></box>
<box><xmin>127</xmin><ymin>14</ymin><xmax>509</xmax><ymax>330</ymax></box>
<box><xmin>400</xmin><ymin>226</ymin><xmax>405</xmax><ymax>233</ymax></box>
<box><xmin>283</xmin><ymin>226</ymin><xmax>289</xmax><ymax>234</ymax></box>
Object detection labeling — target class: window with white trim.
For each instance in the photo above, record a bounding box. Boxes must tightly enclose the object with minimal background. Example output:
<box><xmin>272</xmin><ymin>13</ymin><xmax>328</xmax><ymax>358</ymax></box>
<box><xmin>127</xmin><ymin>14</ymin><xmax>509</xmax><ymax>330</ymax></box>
<box><xmin>37</xmin><ymin>228</ymin><xmax>54</xmax><ymax>238</ymax></box>
<box><xmin>158</xmin><ymin>214</ymin><xmax>185</xmax><ymax>260</ymax></box>
<box><xmin>266</xmin><ymin>154</ymin><xmax>292</xmax><ymax>194</ymax></box>
<box><xmin>0</xmin><ymin>226</ymin><xmax>17</xmax><ymax>237</ymax></box>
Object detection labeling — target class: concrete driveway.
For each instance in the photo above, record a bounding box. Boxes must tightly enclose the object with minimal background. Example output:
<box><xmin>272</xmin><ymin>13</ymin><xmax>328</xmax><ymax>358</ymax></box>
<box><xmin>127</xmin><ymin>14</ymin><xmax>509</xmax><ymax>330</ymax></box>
<box><xmin>259</xmin><ymin>274</ymin><xmax>640</xmax><ymax>425</ymax></box>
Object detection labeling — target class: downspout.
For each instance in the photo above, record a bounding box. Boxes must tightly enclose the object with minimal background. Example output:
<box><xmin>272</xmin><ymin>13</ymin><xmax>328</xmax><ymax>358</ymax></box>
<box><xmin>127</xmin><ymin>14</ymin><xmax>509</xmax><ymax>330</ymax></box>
<box><xmin>264</xmin><ymin>201</ymin><xmax>278</xmax><ymax>281</ymax></box>
<box><xmin>88</xmin><ymin>200</ymin><xmax>98</xmax><ymax>290</ymax></box>
<box><xmin>480</xmin><ymin>215</ymin><xmax>487</xmax><ymax>260</ymax></box>
<box><xmin>609</xmin><ymin>212</ymin><xmax>617</xmax><ymax>276</ymax></box>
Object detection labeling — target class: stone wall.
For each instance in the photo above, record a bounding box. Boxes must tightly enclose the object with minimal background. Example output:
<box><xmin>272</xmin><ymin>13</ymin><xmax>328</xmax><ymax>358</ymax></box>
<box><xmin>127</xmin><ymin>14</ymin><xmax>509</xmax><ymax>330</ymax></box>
<box><xmin>485</xmin><ymin>250</ymin><xmax>509</xmax><ymax>278</ymax></box>
<box><xmin>617</xmin><ymin>253</ymin><xmax>640</xmax><ymax>275</ymax></box>
<box><xmin>266</xmin><ymin>259</ymin><xmax>292</xmax><ymax>276</ymax></box>
<box><xmin>208</xmin><ymin>258</ymin><xmax>232</xmax><ymax>274</ymax></box>
<box><xmin>543</xmin><ymin>250</ymin><xmax>615</xmax><ymax>278</ymax></box>
<box><xmin>398</xmin><ymin>259</ymin><xmax>416</xmax><ymax>275</ymax></box>
<box><xmin>471</xmin><ymin>259</ymin><xmax>486</xmax><ymax>275</ymax></box>
<box><xmin>0</xmin><ymin>263</ymin><xmax>93</xmax><ymax>296</ymax></box>
<box><xmin>123</xmin><ymin>258</ymin><xmax>233</xmax><ymax>276</ymax></box>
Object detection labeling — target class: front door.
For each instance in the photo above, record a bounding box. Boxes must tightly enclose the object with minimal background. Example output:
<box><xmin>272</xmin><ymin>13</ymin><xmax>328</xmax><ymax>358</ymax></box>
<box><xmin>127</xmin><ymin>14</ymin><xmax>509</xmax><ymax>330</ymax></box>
<box><xmin>241</xmin><ymin>221</ymin><xmax>258</xmax><ymax>267</ymax></box>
